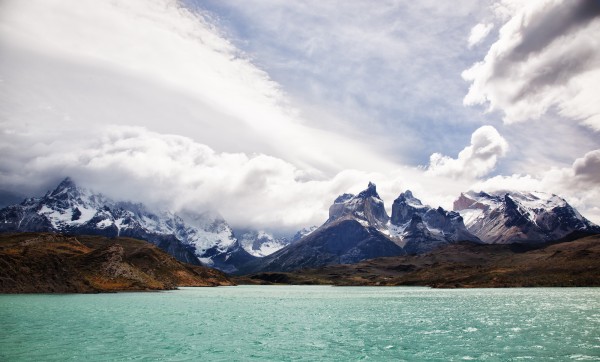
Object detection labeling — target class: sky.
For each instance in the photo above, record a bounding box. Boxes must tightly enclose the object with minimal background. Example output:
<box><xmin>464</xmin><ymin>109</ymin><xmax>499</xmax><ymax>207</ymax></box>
<box><xmin>0</xmin><ymin>0</ymin><xmax>599</xmax><ymax>232</ymax></box>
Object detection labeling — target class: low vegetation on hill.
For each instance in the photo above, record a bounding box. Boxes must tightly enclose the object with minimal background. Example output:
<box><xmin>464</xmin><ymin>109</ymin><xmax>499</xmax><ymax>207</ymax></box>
<box><xmin>0</xmin><ymin>233</ymin><xmax>234</xmax><ymax>293</ymax></box>
<box><xmin>244</xmin><ymin>235</ymin><xmax>600</xmax><ymax>288</ymax></box>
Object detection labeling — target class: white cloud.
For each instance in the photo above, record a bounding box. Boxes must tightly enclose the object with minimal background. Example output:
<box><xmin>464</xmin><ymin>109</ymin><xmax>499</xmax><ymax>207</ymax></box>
<box><xmin>468</xmin><ymin>22</ymin><xmax>494</xmax><ymax>47</ymax></box>
<box><xmin>463</xmin><ymin>0</ymin><xmax>600</xmax><ymax>130</ymax></box>
<box><xmin>0</xmin><ymin>0</ymin><xmax>393</xmax><ymax>175</ymax></box>
<box><xmin>572</xmin><ymin>149</ymin><xmax>600</xmax><ymax>183</ymax></box>
<box><xmin>427</xmin><ymin>125</ymin><xmax>508</xmax><ymax>179</ymax></box>
<box><xmin>0</xmin><ymin>125</ymin><xmax>347</xmax><ymax>230</ymax></box>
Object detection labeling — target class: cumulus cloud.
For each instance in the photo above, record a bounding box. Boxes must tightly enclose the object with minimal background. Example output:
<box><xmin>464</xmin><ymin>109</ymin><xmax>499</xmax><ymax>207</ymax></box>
<box><xmin>572</xmin><ymin>150</ymin><xmax>600</xmax><ymax>183</ymax></box>
<box><xmin>0</xmin><ymin>125</ymin><xmax>350</xmax><ymax>230</ymax></box>
<box><xmin>463</xmin><ymin>0</ymin><xmax>600</xmax><ymax>130</ymax></box>
<box><xmin>427</xmin><ymin>126</ymin><xmax>508</xmax><ymax>179</ymax></box>
<box><xmin>468</xmin><ymin>22</ymin><xmax>494</xmax><ymax>47</ymax></box>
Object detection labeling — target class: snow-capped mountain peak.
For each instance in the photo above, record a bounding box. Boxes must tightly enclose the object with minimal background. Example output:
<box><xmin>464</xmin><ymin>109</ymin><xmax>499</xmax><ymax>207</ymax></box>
<box><xmin>454</xmin><ymin>190</ymin><xmax>600</xmax><ymax>244</ymax></box>
<box><xmin>0</xmin><ymin>177</ymin><xmax>253</xmax><ymax>271</ymax></box>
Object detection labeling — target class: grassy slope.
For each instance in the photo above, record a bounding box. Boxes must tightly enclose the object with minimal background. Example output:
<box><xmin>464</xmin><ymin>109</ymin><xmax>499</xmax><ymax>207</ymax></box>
<box><xmin>243</xmin><ymin>235</ymin><xmax>600</xmax><ymax>287</ymax></box>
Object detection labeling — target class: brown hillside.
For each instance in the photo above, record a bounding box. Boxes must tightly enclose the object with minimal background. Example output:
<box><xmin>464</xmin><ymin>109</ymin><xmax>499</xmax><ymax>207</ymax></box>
<box><xmin>245</xmin><ymin>235</ymin><xmax>600</xmax><ymax>287</ymax></box>
<box><xmin>0</xmin><ymin>233</ymin><xmax>234</xmax><ymax>293</ymax></box>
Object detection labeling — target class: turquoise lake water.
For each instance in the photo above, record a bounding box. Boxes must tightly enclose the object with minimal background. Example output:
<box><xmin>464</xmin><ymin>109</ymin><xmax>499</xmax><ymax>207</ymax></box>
<box><xmin>1</xmin><ymin>286</ymin><xmax>599</xmax><ymax>361</ymax></box>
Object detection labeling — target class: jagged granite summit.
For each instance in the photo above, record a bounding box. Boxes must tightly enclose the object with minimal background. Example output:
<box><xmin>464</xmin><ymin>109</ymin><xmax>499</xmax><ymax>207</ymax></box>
<box><xmin>388</xmin><ymin>191</ymin><xmax>480</xmax><ymax>254</ymax></box>
<box><xmin>454</xmin><ymin>190</ymin><xmax>600</xmax><ymax>244</ymax></box>
<box><xmin>0</xmin><ymin>177</ymin><xmax>254</xmax><ymax>272</ymax></box>
<box><xmin>327</xmin><ymin>182</ymin><xmax>389</xmax><ymax>229</ymax></box>
<box><xmin>240</xmin><ymin>183</ymin><xmax>488</xmax><ymax>273</ymax></box>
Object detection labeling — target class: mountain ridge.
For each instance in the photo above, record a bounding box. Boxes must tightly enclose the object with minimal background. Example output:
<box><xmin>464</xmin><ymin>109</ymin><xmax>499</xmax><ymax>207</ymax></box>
<box><xmin>2</xmin><ymin>178</ymin><xmax>598</xmax><ymax>276</ymax></box>
<box><xmin>0</xmin><ymin>177</ymin><xmax>254</xmax><ymax>272</ymax></box>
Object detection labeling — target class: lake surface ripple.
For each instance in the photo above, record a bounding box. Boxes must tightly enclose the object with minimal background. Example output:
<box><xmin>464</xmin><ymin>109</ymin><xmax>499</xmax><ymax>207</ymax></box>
<box><xmin>1</xmin><ymin>286</ymin><xmax>599</xmax><ymax>361</ymax></box>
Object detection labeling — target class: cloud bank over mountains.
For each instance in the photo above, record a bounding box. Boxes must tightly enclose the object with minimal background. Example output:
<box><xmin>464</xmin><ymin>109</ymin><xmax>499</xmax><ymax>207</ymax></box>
<box><xmin>0</xmin><ymin>0</ymin><xmax>598</xmax><ymax>229</ymax></box>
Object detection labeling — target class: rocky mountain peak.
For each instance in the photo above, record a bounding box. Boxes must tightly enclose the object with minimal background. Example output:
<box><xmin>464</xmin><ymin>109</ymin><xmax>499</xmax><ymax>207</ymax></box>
<box><xmin>0</xmin><ymin>177</ymin><xmax>255</xmax><ymax>273</ymax></box>
<box><xmin>453</xmin><ymin>190</ymin><xmax>600</xmax><ymax>244</ymax></box>
<box><xmin>391</xmin><ymin>190</ymin><xmax>427</xmax><ymax>226</ymax></box>
<box><xmin>328</xmin><ymin>182</ymin><xmax>389</xmax><ymax>228</ymax></box>
<box><xmin>333</xmin><ymin>193</ymin><xmax>355</xmax><ymax>204</ymax></box>
<box><xmin>395</xmin><ymin>190</ymin><xmax>420</xmax><ymax>204</ymax></box>
<box><xmin>49</xmin><ymin>177</ymin><xmax>79</xmax><ymax>198</ymax></box>
<box><xmin>388</xmin><ymin>190</ymin><xmax>480</xmax><ymax>252</ymax></box>
<box><xmin>357</xmin><ymin>181</ymin><xmax>379</xmax><ymax>199</ymax></box>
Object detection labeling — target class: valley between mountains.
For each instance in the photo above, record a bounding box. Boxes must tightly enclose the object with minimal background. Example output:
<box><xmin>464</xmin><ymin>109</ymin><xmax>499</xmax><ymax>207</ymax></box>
<box><xmin>0</xmin><ymin>177</ymin><xmax>599</xmax><ymax>292</ymax></box>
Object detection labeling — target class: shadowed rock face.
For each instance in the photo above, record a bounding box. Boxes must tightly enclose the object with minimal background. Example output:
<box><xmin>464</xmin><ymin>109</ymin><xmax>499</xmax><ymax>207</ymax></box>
<box><xmin>402</xmin><ymin>215</ymin><xmax>439</xmax><ymax>254</ymax></box>
<box><xmin>0</xmin><ymin>233</ymin><xmax>235</xmax><ymax>293</ymax></box>
<box><xmin>391</xmin><ymin>191</ymin><xmax>426</xmax><ymax>225</ymax></box>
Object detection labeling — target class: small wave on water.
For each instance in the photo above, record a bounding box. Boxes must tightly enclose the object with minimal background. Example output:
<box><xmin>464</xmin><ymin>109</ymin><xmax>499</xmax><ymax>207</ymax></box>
<box><xmin>1</xmin><ymin>286</ymin><xmax>599</xmax><ymax>361</ymax></box>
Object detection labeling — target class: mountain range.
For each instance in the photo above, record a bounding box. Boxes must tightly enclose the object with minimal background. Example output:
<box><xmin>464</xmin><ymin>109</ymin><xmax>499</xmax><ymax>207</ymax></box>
<box><xmin>240</xmin><ymin>182</ymin><xmax>482</xmax><ymax>273</ymax></box>
<box><xmin>454</xmin><ymin>190</ymin><xmax>600</xmax><ymax>244</ymax></box>
<box><xmin>1</xmin><ymin>178</ymin><xmax>598</xmax><ymax>275</ymax></box>
<box><xmin>0</xmin><ymin>178</ymin><xmax>254</xmax><ymax>273</ymax></box>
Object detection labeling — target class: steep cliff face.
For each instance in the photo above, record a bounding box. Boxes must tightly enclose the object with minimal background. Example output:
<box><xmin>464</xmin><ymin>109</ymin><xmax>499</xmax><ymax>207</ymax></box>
<box><xmin>327</xmin><ymin>182</ymin><xmax>389</xmax><ymax>229</ymax></box>
<box><xmin>453</xmin><ymin>191</ymin><xmax>600</xmax><ymax>244</ymax></box>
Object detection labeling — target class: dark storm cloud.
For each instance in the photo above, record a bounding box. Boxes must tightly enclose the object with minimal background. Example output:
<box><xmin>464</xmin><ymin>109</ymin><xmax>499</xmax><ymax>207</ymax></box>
<box><xmin>508</xmin><ymin>0</ymin><xmax>600</xmax><ymax>62</ymax></box>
